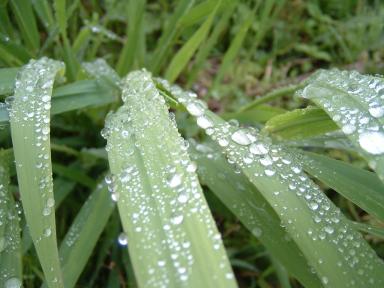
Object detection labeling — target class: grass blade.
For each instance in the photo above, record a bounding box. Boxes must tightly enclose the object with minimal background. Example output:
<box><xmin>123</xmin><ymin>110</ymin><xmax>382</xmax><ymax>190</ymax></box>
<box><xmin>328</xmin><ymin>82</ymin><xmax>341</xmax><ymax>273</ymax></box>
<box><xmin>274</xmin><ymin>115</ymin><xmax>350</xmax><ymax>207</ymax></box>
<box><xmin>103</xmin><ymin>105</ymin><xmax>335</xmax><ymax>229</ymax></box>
<box><xmin>297</xmin><ymin>151</ymin><xmax>384</xmax><ymax>221</ymax></box>
<box><xmin>165</xmin><ymin>1</ymin><xmax>220</xmax><ymax>83</ymax></box>
<box><xmin>298</xmin><ymin>69</ymin><xmax>384</xmax><ymax>181</ymax></box>
<box><xmin>1</xmin><ymin>79</ymin><xmax>119</xmax><ymax>125</ymax></box>
<box><xmin>104</xmin><ymin>70</ymin><xmax>237</xmax><ymax>287</ymax></box>
<box><xmin>223</xmin><ymin>105</ymin><xmax>285</xmax><ymax>124</ymax></box>
<box><xmin>150</xmin><ymin>0</ymin><xmax>195</xmax><ymax>74</ymax></box>
<box><xmin>42</xmin><ymin>181</ymin><xmax>115</xmax><ymax>288</ymax></box>
<box><xmin>264</xmin><ymin>107</ymin><xmax>338</xmax><ymax>140</ymax></box>
<box><xmin>9</xmin><ymin>58</ymin><xmax>65</xmax><ymax>287</ymax></box>
<box><xmin>212</xmin><ymin>11</ymin><xmax>254</xmax><ymax>90</ymax></box>
<box><xmin>116</xmin><ymin>0</ymin><xmax>146</xmax><ymax>75</ymax></box>
<box><xmin>10</xmin><ymin>0</ymin><xmax>40</xmax><ymax>53</ymax></box>
<box><xmin>160</xmin><ymin>79</ymin><xmax>384</xmax><ymax>287</ymax></box>
<box><xmin>189</xmin><ymin>141</ymin><xmax>322</xmax><ymax>287</ymax></box>
<box><xmin>0</xmin><ymin>68</ymin><xmax>19</xmax><ymax>95</ymax></box>
<box><xmin>0</xmin><ymin>149</ymin><xmax>22</xmax><ymax>288</ymax></box>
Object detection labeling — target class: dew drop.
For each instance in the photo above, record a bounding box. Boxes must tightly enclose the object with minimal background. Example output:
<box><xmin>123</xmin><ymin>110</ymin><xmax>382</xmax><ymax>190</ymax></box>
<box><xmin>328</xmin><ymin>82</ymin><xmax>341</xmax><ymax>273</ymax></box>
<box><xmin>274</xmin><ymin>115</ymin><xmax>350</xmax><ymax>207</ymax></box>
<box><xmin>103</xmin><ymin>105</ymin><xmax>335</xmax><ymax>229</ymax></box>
<box><xmin>359</xmin><ymin>131</ymin><xmax>384</xmax><ymax>154</ymax></box>
<box><xmin>186</xmin><ymin>101</ymin><xmax>205</xmax><ymax>116</ymax></box>
<box><xmin>196</xmin><ymin>115</ymin><xmax>213</xmax><ymax>129</ymax></box>
<box><xmin>369</xmin><ymin>106</ymin><xmax>384</xmax><ymax>118</ymax></box>
<box><xmin>249</xmin><ymin>143</ymin><xmax>268</xmax><ymax>155</ymax></box>
<box><xmin>231</xmin><ymin>130</ymin><xmax>252</xmax><ymax>145</ymax></box>
<box><xmin>118</xmin><ymin>232</ymin><xmax>128</xmax><ymax>246</ymax></box>
<box><xmin>168</xmin><ymin>173</ymin><xmax>182</xmax><ymax>188</ymax></box>
<box><xmin>171</xmin><ymin>214</ymin><xmax>184</xmax><ymax>225</ymax></box>
<box><xmin>5</xmin><ymin>277</ymin><xmax>22</xmax><ymax>288</ymax></box>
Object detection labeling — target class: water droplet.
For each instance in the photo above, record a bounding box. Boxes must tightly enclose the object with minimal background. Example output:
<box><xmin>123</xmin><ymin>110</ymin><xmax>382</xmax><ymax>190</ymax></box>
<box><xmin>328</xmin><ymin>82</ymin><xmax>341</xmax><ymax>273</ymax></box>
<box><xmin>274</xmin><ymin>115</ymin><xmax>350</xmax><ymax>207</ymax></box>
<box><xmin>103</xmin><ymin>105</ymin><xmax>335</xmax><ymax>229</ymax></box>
<box><xmin>118</xmin><ymin>232</ymin><xmax>128</xmax><ymax>246</ymax></box>
<box><xmin>186</xmin><ymin>101</ymin><xmax>205</xmax><ymax>116</ymax></box>
<box><xmin>342</xmin><ymin>124</ymin><xmax>356</xmax><ymax>135</ymax></box>
<box><xmin>249</xmin><ymin>143</ymin><xmax>268</xmax><ymax>155</ymax></box>
<box><xmin>359</xmin><ymin>131</ymin><xmax>384</xmax><ymax>154</ymax></box>
<box><xmin>231</xmin><ymin>130</ymin><xmax>252</xmax><ymax>145</ymax></box>
<box><xmin>265</xmin><ymin>169</ymin><xmax>275</xmax><ymax>176</ymax></box>
<box><xmin>369</xmin><ymin>106</ymin><xmax>384</xmax><ymax>118</ymax></box>
<box><xmin>171</xmin><ymin>214</ymin><xmax>184</xmax><ymax>225</ymax></box>
<box><xmin>168</xmin><ymin>173</ymin><xmax>182</xmax><ymax>188</ymax></box>
<box><xmin>5</xmin><ymin>277</ymin><xmax>22</xmax><ymax>288</ymax></box>
<box><xmin>186</xmin><ymin>162</ymin><xmax>197</xmax><ymax>173</ymax></box>
<box><xmin>196</xmin><ymin>115</ymin><xmax>213</xmax><ymax>129</ymax></box>
<box><xmin>218</xmin><ymin>138</ymin><xmax>229</xmax><ymax>147</ymax></box>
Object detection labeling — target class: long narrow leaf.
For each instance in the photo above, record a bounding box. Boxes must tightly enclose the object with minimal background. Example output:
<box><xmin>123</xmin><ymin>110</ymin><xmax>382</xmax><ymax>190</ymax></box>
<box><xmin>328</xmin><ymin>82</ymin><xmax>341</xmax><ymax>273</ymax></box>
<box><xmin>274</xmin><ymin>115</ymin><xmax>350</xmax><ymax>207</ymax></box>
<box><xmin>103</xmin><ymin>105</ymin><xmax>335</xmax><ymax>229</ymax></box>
<box><xmin>104</xmin><ymin>70</ymin><xmax>237</xmax><ymax>288</ymax></box>
<box><xmin>0</xmin><ymin>149</ymin><xmax>22</xmax><ymax>287</ymax></box>
<box><xmin>160</xmin><ymin>79</ymin><xmax>384</xmax><ymax>287</ymax></box>
<box><xmin>9</xmin><ymin>58</ymin><xmax>65</xmax><ymax>287</ymax></box>
<box><xmin>298</xmin><ymin>69</ymin><xmax>384</xmax><ymax>181</ymax></box>
<box><xmin>189</xmin><ymin>141</ymin><xmax>322</xmax><ymax>287</ymax></box>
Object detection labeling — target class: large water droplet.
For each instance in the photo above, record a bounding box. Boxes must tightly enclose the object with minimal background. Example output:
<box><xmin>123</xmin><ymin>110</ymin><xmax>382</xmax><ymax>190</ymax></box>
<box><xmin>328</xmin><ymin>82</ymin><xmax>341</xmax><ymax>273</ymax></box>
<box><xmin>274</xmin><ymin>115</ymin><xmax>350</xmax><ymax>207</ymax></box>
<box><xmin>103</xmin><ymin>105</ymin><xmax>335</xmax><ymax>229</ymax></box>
<box><xmin>5</xmin><ymin>277</ymin><xmax>22</xmax><ymax>288</ymax></box>
<box><xmin>196</xmin><ymin>115</ymin><xmax>213</xmax><ymax>129</ymax></box>
<box><xmin>231</xmin><ymin>130</ymin><xmax>252</xmax><ymax>145</ymax></box>
<box><xmin>168</xmin><ymin>173</ymin><xmax>182</xmax><ymax>188</ymax></box>
<box><xmin>186</xmin><ymin>101</ymin><xmax>205</xmax><ymax>117</ymax></box>
<box><xmin>369</xmin><ymin>106</ymin><xmax>384</xmax><ymax>118</ymax></box>
<box><xmin>249</xmin><ymin>143</ymin><xmax>268</xmax><ymax>155</ymax></box>
<box><xmin>118</xmin><ymin>232</ymin><xmax>128</xmax><ymax>246</ymax></box>
<box><xmin>358</xmin><ymin>131</ymin><xmax>384</xmax><ymax>154</ymax></box>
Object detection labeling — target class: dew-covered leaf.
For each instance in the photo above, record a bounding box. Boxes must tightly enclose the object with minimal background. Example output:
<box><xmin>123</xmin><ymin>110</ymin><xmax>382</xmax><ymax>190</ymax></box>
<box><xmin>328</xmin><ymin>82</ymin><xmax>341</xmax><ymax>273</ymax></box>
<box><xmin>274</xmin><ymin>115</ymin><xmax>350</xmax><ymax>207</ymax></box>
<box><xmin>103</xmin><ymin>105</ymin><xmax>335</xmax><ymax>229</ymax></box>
<box><xmin>0</xmin><ymin>150</ymin><xmax>22</xmax><ymax>288</ymax></box>
<box><xmin>104</xmin><ymin>70</ymin><xmax>237</xmax><ymax>288</ymax></box>
<box><xmin>160</xmin><ymin>78</ymin><xmax>384</xmax><ymax>288</ymax></box>
<box><xmin>189</xmin><ymin>141</ymin><xmax>322</xmax><ymax>288</ymax></box>
<box><xmin>0</xmin><ymin>79</ymin><xmax>118</xmax><ymax>125</ymax></box>
<box><xmin>9</xmin><ymin>58</ymin><xmax>64</xmax><ymax>287</ymax></box>
<box><xmin>296</xmin><ymin>151</ymin><xmax>384</xmax><ymax>221</ymax></box>
<box><xmin>298</xmin><ymin>69</ymin><xmax>384</xmax><ymax>181</ymax></box>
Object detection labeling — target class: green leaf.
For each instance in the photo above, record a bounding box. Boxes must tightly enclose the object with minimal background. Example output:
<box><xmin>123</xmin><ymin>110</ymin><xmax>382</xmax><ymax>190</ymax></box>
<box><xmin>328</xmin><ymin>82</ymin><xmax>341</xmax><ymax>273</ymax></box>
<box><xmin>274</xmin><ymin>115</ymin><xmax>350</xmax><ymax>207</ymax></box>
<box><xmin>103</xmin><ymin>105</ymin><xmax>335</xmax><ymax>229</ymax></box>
<box><xmin>10</xmin><ymin>0</ymin><xmax>40</xmax><ymax>52</ymax></box>
<box><xmin>42</xmin><ymin>181</ymin><xmax>115</xmax><ymax>288</ymax></box>
<box><xmin>104</xmin><ymin>70</ymin><xmax>237</xmax><ymax>288</ymax></box>
<box><xmin>0</xmin><ymin>68</ymin><xmax>19</xmax><ymax>95</ymax></box>
<box><xmin>223</xmin><ymin>105</ymin><xmax>285</xmax><ymax>124</ymax></box>
<box><xmin>116</xmin><ymin>0</ymin><xmax>146</xmax><ymax>75</ymax></box>
<box><xmin>298</xmin><ymin>69</ymin><xmax>384</xmax><ymax>182</ymax></box>
<box><xmin>165</xmin><ymin>1</ymin><xmax>220</xmax><ymax>83</ymax></box>
<box><xmin>160</xmin><ymin>78</ymin><xmax>384</xmax><ymax>287</ymax></box>
<box><xmin>212</xmin><ymin>11</ymin><xmax>253</xmax><ymax>89</ymax></box>
<box><xmin>9</xmin><ymin>58</ymin><xmax>65</xmax><ymax>287</ymax></box>
<box><xmin>189</xmin><ymin>141</ymin><xmax>322</xmax><ymax>288</ymax></box>
<box><xmin>150</xmin><ymin>0</ymin><xmax>195</xmax><ymax>74</ymax></box>
<box><xmin>264</xmin><ymin>107</ymin><xmax>338</xmax><ymax>140</ymax></box>
<box><xmin>0</xmin><ymin>149</ymin><xmax>22</xmax><ymax>288</ymax></box>
<box><xmin>0</xmin><ymin>79</ymin><xmax>119</xmax><ymax>125</ymax></box>
<box><xmin>297</xmin><ymin>151</ymin><xmax>384</xmax><ymax>221</ymax></box>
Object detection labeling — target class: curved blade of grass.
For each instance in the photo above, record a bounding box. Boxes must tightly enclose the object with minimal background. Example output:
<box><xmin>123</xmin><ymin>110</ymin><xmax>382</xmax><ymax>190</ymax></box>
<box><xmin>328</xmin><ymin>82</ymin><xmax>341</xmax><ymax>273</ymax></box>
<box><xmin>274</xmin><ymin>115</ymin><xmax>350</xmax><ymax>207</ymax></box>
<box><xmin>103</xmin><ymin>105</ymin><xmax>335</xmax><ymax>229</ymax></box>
<box><xmin>165</xmin><ymin>1</ymin><xmax>220</xmax><ymax>83</ymax></box>
<box><xmin>150</xmin><ymin>0</ymin><xmax>195</xmax><ymax>74</ymax></box>
<box><xmin>297</xmin><ymin>69</ymin><xmax>384</xmax><ymax>181</ymax></box>
<box><xmin>223</xmin><ymin>105</ymin><xmax>285</xmax><ymax>124</ymax></box>
<box><xmin>104</xmin><ymin>70</ymin><xmax>237</xmax><ymax>288</ymax></box>
<box><xmin>0</xmin><ymin>79</ymin><xmax>119</xmax><ymax>124</ymax></box>
<box><xmin>42</xmin><ymin>181</ymin><xmax>115</xmax><ymax>288</ymax></box>
<box><xmin>239</xmin><ymin>84</ymin><xmax>302</xmax><ymax>112</ymax></box>
<box><xmin>350</xmin><ymin>221</ymin><xmax>384</xmax><ymax>239</ymax></box>
<box><xmin>264</xmin><ymin>107</ymin><xmax>338</xmax><ymax>140</ymax></box>
<box><xmin>9</xmin><ymin>57</ymin><xmax>65</xmax><ymax>287</ymax></box>
<box><xmin>285</xmin><ymin>132</ymin><xmax>354</xmax><ymax>151</ymax></box>
<box><xmin>189</xmin><ymin>141</ymin><xmax>322</xmax><ymax>288</ymax></box>
<box><xmin>10</xmin><ymin>0</ymin><xmax>40</xmax><ymax>53</ymax></box>
<box><xmin>0</xmin><ymin>149</ymin><xmax>22</xmax><ymax>287</ymax></box>
<box><xmin>296</xmin><ymin>151</ymin><xmax>384</xmax><ymax>221</ymax></box>
<box><xmin>160</xmin><ymin>79</ymin><xmax>384</xmax><ymax>287</ymax></box>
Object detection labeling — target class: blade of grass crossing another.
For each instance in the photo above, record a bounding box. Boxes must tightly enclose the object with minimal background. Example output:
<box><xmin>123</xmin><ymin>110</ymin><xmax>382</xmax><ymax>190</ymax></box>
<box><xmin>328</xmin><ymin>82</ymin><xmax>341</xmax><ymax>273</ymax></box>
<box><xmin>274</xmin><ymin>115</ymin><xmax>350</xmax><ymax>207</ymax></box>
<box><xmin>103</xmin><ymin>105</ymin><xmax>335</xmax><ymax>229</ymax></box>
<box><xmin>296</xmin><ymin>151</ymin><xmax>384</xmax><ymax>221</ymax></box>
<box><xmin>298</xmin><ymin>69</ymin><xmax>384</xmax><ymax>182</ymax></box>
<box><xmin>0</xmin><ymin>150</ymin><xmax>22</xmax><ymax>287</ymax></box>
<box><xmin>189</xmin><ymin>141</ymin><xmax>322</xmax><ymax>288</ymax></box>
<box><xmin>9</xmin><ymin>58</ymin><xmax>65</xmax><ymax>287</ymax></box>
<box><xmin>159</xmin><ymin>79</ymin><xmax>384</xmax><ymax>287</ymax></box>
<box><xmin>42</xmin><ymin>181</ymin><xmax>115</xmax><ymax>288</ymax></box>
<box><xmin>165</xmin><ymin>1</ymin><xmax>221</xmax><ymax>83</ymax></box>
<box><xmin>104</xmin><ymin>70</ymin><xmax>237</xmax><ymax>288</ymax></box>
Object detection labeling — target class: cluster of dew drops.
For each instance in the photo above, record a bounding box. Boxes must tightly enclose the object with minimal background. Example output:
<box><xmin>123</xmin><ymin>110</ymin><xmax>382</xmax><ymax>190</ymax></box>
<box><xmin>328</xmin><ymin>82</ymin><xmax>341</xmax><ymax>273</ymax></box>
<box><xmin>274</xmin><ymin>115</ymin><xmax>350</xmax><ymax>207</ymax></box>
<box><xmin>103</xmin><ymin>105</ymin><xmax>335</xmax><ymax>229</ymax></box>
<box><xmin>157</xmin><ymin>78</ymin><xmax>384</xmax><ymax>286</ymax></box>
<box><xmin>99</xmin><ymin>71</ymin><xmax>234</xmax><ymax>285</ymax></box>
<box><xmin>300</xmin><ymin>69</ymin><xmax>384</xmax><ymax>158</ymax></box>
<box><xmin>0</xmin><ymin>166</ymin><xmax>23</xmax><ymax>288</ymax></box>
<box><xmin>9</xmin><ymin>58</ymin><xmax>62</xmax><ymax>242</ymax></box>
